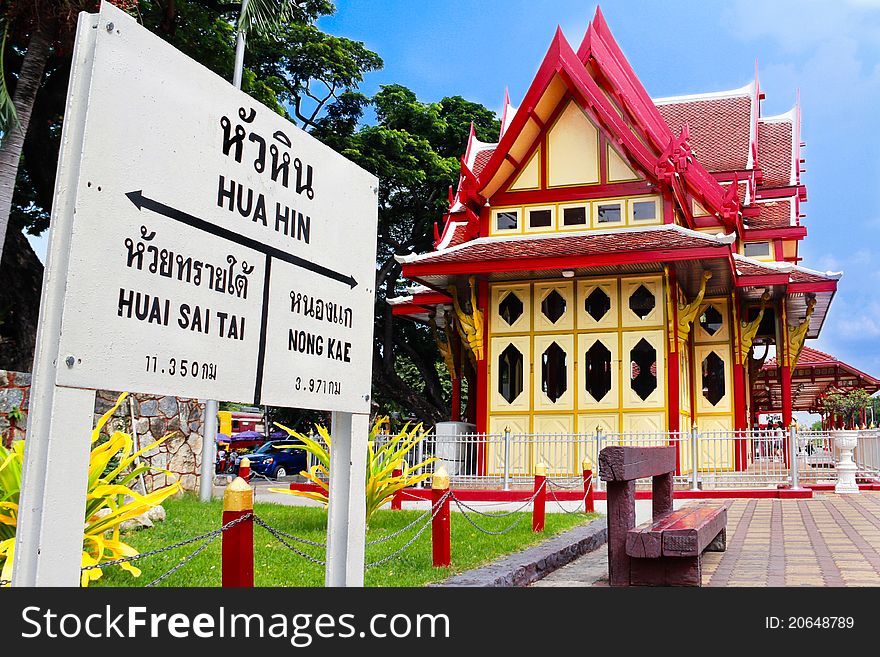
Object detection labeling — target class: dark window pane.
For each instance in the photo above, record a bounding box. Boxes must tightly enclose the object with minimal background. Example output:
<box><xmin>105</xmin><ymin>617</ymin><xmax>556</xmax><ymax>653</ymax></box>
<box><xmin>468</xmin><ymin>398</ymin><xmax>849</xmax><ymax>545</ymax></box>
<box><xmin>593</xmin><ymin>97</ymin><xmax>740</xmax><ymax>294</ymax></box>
<box><xmin>496</xmin><ymin>211</ymin><xmax>518</xmax><ymax>230</ymax></box>
<box><xmin>628</xmin><ymin>284</ymin><xmax>655</xmax><ymax>319</ymax></box>
<box><xmin>630</xmin><ymin>338</ymin><xmax>657</xmax><ymax>401</ymax></box>
<box><xmin>585</xmin><ymin>287</ymin><xmax>611</xmax><ymax>322</ymax></box>
<box><xmin>498</xmin><ymin>344</ymin><xmax>524</xmax><ymax>403</ymax></box>
<box><xmin>597</xmin><ymin>204</ymin><xmax>621</xmax><ymax>223</ymax></box>
<box><xmin>541</xmin><ymin>290</ymin><xmax>567</xmax><ymax>323</ymax></box>
<box><xmin>563</xmin><ymin>206</ymin><xmax>587</xmax><ymax>226</ymax></box>
<box><xmin>701</xmin><ymin>351</ymin><xmax>725</xmax><ymax>406</ymax></box>
<box><xmin>585</xmin><ymin>340</ymin><xmax>612</xmax><ymax>402</ymax></box>
<box><xmin>632</xmin><ymin>200</ymin><xmax>656</xmax><ymax>221</ymax></box>
<box><xmin>699</xmin><ymin>305</ymin><xmax>724</xmax><ymax>336</ymax></box>
<box><xmin>498</xmin><ymin>292</ymin><xmax>524</xmax><ymax>326</ymax></box>
<box><xmin>743</xmin><ymin>241</ymin><xmax>770</xmax><ymax>257</ymax></box>
<box><xmin>541</xmin><ymin>342</ymin><xmax>568</xmax><ymax>402</ymax></box>
<box><xmin>529</xmin><ymin>209</ymin><xmax>552</xmax><ymax>228</ymax></box>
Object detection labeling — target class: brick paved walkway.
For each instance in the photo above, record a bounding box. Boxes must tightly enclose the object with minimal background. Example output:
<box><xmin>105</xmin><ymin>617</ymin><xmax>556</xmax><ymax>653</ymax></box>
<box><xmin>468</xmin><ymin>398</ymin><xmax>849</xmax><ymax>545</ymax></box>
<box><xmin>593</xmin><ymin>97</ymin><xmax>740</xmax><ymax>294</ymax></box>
<box><xmin>704</xmin><ymin>492</ymin><xmax>880</xmax><ymax>586</ymax></box>
<box><xmin>534</xmin><ymin>492</ymin><xmax>880</xmax><ymax>587</ymax></box>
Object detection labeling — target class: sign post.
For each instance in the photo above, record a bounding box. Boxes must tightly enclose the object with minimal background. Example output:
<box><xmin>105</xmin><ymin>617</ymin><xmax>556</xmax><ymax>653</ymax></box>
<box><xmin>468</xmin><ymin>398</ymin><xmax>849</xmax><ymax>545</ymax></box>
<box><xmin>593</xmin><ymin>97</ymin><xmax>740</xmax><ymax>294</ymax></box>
<box><xmin>13</xmin><ymin>2</ymin><xmax>377</xmax><ymax>586</ymax></box>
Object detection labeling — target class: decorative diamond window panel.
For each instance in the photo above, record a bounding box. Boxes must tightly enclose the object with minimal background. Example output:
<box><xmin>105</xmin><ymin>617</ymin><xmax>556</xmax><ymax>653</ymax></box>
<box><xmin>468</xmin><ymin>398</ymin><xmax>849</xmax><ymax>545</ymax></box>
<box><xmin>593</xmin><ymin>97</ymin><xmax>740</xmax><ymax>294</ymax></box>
<box><xmin>699</xmin><ymin>305</ymin><xmax>723</xmax><ymax>336</ymax></box>
<box><xmin>541</xmin><ymin>341</ymin><xmax>568</xmax><ymax>403</ymax></box>
<box><xmin>499</xmin><ymin>292</ymin><xmax>524</xmax><ymax>326</ymax></box>
<box><xmin>701</xmin><ymin>351</ymin><xmax>725</xmax><ymax>406</ymax></box>
<box><xmin>498</xmin><ymin>343</ymin><xmax>524</xmax><ymax>404</ymax></box>
<box><xmin>629</xmin><ymin>338</ymin><xmax>657</xmax><ymax>401</ymax></box>
<box><xmin>541</xmin><ymin>289</ymin><xmax>567</xmax><ymax>323</ymax></box>
<box><xmin>584</xmin><ymin>340</ymin><xmax>612</xmax><ymax>402</ymax></box>
<box><xmin>585</xmin><ymin>287</ymin><xmax>611</xmax><ymax>322</ymax></box>
<box><xmin>628</xmin><ymin>284</ymin><xmax>655</xmax><ymax>320</ymax></box>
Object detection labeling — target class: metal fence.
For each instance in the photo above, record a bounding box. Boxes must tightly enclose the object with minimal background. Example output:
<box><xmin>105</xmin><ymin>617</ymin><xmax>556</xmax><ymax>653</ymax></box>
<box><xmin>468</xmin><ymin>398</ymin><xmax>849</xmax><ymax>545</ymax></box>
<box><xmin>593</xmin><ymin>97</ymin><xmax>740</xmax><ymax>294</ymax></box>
<box><xmin>403</xmin><ymin>428</ymin><xmax>880</xmax><ymax>491</ymax></box>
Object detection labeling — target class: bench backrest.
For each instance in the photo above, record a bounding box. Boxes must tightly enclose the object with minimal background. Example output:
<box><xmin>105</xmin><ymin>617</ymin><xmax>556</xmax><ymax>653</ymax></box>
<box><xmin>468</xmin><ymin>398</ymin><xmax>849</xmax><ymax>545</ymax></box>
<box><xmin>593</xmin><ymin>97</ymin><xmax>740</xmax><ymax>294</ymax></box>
<box><xmin>598</xmin><ymin>446</ymin><xmax>676</xmax><ymax>483</ymax></box>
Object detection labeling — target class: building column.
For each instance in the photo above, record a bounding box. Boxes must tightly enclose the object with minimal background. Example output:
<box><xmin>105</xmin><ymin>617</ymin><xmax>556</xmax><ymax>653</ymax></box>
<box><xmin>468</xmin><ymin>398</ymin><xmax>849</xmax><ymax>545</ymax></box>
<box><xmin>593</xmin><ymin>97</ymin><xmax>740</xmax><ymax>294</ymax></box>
<box><xmin>664</xmin><ymin>268</ymin><xmax>681</xmax><ymax>475</ymax></box>
<box><xmin>476</xmin><ymin>277</ymin><xmax>489</xmax><ymax>434</ymax></box>
<box><xmin>731</xmin><ymin>292</ymin><xmax>748</xmax><ymax>471</ymax></box>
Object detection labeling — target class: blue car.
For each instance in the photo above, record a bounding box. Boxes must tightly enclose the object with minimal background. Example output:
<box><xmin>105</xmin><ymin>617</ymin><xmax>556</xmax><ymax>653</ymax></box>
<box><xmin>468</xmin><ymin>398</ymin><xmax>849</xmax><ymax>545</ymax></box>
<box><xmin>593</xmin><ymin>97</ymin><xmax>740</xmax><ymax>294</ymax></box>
<box><xmin>235</xmin><ymin>440</ymin><xmax>306</xmax><ymax>479</ymax></box>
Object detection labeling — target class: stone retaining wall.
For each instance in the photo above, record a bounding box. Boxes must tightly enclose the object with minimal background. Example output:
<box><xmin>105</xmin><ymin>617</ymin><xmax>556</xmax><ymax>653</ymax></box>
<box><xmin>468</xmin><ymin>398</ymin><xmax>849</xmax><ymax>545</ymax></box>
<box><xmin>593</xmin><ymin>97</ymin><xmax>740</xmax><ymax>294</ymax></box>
<box><xmin>1</xmin><ymin>370</ymin><xmax>205</xmax><ymax>492</ymax></box>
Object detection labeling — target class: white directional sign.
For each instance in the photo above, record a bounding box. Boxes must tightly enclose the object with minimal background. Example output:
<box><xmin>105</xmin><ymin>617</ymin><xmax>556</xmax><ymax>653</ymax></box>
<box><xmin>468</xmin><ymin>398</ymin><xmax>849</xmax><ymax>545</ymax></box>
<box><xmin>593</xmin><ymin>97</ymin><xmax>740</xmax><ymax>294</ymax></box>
<box><xmin>55</xmin><ymin>3</ymin><xmax>377</xmax><ymax>413</ymax></box>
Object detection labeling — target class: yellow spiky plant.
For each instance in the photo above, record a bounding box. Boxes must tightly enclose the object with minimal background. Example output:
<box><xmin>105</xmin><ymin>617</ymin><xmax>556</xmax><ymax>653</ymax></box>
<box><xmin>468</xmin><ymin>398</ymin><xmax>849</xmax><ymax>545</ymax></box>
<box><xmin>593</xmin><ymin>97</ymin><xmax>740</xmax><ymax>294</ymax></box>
<box><xmin>0</xmin><ymin>392</ymin><xmax>182</xmax><ymax>586</ymax></box>
<box><xmin>270</xmin><ymin>420</ymin><xmax>437</xmax><ymax>523</ymax></box>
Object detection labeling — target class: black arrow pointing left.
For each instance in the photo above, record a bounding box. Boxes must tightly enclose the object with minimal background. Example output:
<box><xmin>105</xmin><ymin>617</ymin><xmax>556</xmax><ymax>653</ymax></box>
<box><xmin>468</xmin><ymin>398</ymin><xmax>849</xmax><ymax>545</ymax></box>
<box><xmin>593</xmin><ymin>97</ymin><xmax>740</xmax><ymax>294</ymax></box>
<box><xmin>126</xmin><ymin>190</ymin><xmax>358</xmax><ymax>288</ymax></box>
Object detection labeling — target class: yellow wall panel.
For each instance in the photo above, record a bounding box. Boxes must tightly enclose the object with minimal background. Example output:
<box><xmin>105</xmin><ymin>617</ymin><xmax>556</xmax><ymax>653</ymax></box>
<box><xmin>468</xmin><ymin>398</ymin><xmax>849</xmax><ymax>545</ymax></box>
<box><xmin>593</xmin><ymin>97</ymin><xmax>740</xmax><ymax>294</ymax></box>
<box><xmin>576</xmin><ymin>278</ymin><xmax>618</xmax><ymax>330</ymax></box>
<box><xmin>533</xmin><ymin>333</ymin><xmax>574</xmax><ymax>411</ymax></box>
<box><xmin>490</xmin><ymin>284</ymin><xmax>531</xmax><ymax>334</ymax></box>
<box><xmin>489</xmin><ymin>335</ymin><xmax>531</xmax><ymax>412</ymax></box>
<box><xmin>577</xmin><ymin>331</ymin><xmax>619</xmax><ymax>410</ymax></box>
<box><xmin>533</xmin><ymin>281</ymin><xmax>574</xmax><ymax>332</ymax></box>
<box><xmin>509</xmin><ymin>148</ymin><xmax>541</xmax><ymax>191</ymax></box>
<box><xmin>607</xmin><ymin>144</ymin><xmax>639</xmax><ymax>182</ymax></box>
<box><xmin>548</xmin><ymin>102</ymin><xmax>600</xmax><ymax>187</ymax></box>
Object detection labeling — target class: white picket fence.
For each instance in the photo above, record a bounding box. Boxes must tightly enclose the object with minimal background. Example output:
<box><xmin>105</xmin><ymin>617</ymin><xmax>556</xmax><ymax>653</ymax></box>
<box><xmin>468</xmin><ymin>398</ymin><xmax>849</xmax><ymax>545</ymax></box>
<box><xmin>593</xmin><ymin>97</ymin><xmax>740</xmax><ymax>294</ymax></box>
<box><xmin>402</xmin><ymin>428</ymin><xmax>880</xmax><ymax>491</ymax></box>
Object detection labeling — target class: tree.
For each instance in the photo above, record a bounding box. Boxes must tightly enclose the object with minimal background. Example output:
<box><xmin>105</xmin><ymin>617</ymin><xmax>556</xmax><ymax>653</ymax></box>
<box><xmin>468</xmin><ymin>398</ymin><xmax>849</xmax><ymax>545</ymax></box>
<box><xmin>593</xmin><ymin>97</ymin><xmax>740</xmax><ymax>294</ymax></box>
<box><xmin>822</xmin><ymin>389</ymin><xmax>872</xmax><ymax>429</ymax></box>
<box><xmin>312</xmin><ymin>85</ymin><xmax>499</xmax><ymax>424</ymax></box>
<box><xmin>0</xmin><ymin>0</ymin><xmax>380</xmax><ymax>370</ymax></box>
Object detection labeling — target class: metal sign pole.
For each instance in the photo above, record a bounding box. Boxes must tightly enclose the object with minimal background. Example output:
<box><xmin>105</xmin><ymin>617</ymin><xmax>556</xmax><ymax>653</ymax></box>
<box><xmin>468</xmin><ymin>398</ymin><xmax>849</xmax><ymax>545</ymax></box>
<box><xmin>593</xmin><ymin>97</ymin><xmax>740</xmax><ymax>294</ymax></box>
<box><xmin>12</xmin><ymin>12</ymin><xmax>99</xmax><ymax>586</ymax></box>
<box><xmin>200</xmin><ymin>399</ymin><xmax>219</xmax><ymax>501</ymax></box>
<box><xmin>325</xmin><ymin>411</ymin><xmax>369</xmax><ymax>586</ymax></box>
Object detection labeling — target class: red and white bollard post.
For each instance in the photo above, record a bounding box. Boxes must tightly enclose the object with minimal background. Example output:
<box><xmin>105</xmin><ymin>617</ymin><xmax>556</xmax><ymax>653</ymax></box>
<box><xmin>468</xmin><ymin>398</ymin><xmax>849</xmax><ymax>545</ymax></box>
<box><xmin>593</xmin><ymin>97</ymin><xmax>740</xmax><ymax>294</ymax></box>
<box><xmin>533</xmin><ymin>462</ymin><xmax>547</xmax><ymax>533</ymax></box>
<box><xmin>582</xmin><ymin>460</ymin><xmax>595</xmax><ymax>513</ymax></box>
<box><xmin>237</xmin><ymin>457</ymin><xmax>251</xmax><ymax>482</ymax></box>
<box><xmin>222</xmin><ymin>472</ymin><xmax>254</xmax><ymax>587</ymax></box>
<box><xmin>431</xmin><ymin>466</ymin><xmax>451</xmax><ymax>568</ymax></box>
<box><xmin>391</xmin><ymin>461</ymin><xmax>404</xmax><ymax>510</ymax></box>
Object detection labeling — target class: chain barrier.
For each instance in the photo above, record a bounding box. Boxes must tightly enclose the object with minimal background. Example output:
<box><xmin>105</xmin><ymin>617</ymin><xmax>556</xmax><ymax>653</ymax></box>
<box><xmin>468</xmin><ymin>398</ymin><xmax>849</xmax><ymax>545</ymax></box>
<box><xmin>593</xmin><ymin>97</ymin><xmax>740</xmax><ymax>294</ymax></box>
<box><xmin>449</xmin><ymin>480</ymin><xmax>546</xmax><ymax>518</ymax></box>
<box><xmin>145</xmin><ymin>532</ymin><xmax>219</xmax><ymax>587</ymax></box>
<box><xmin>80</xmin><ymin>513</ymin><xmax>253</xmax><ymax>574</ymax></box>
<box><xmin>0</xmin><ymin>579</ymin><xmax>10</xmax><ymax>587</ymax></box>
<box><xmin>547</xmin><ymin>487</ymin><xmax>592</xmax><ymax>515</ymax></box>
<box><xmin>546</xmin><ymin>477</ymin><xmax>588</xmax><ymax>490</ymax></box>
<box><xmin>366</xmin><ymin>507</ymin><xmax>432</xmax><ymax>546</ymax></box>
<box><xmin>365</xmin><ymin>491</ymin><xmax>451</xmax><ymax>569</ymax></box>
<box><xmin>254</xmin><ymin>516</ymin><xmax>326</xmax><ymax>566</ymax></box>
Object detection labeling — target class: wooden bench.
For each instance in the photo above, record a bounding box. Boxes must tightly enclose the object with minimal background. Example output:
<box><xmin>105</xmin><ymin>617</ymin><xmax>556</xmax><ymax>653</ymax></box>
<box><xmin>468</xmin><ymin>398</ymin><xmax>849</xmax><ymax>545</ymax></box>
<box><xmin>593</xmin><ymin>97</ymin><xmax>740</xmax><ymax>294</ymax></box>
<box><xmin>599</xmin><ymin>445</ymin><xmax>727</xmax><ymax>586</ymax></box>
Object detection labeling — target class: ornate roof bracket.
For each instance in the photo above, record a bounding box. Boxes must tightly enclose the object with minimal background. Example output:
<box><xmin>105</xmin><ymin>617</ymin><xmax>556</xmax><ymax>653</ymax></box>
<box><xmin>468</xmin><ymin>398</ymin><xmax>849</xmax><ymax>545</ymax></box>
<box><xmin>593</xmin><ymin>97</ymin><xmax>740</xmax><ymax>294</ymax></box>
<box><xmin>448</xmin><ymin>275</ymin><xmax>485</xmax><ymax>364</ymax></box>
<box><xmin>785</xmin><ymin>296</ymin><xmax>817</xmax><ymax>368</ymax></box>
<box><xmin>430</xmin><ymin>315</ymin><xmax>458</xmax><ymax>381</ymax></box>
<box><xmin>737</xmin><ymin>291</ymin><xmax>770</xmax><ymax>365</ymax></box>
<box><xmin>677</xmin><ymin>270</ymin><xmax>712</xmax><ymax>342</ymax></box>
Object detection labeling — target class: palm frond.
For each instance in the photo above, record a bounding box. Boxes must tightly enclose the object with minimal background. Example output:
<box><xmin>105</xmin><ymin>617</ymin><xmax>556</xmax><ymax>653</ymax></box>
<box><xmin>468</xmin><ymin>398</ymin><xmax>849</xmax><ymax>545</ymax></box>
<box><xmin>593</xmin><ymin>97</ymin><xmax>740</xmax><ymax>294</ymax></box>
<box><xmin>238</xmin><ymin>0</ymin><xmax>299</xmax><ymax>40</ymax></box>
<box><xmin>0</xmin><ymin>23</ymin><xmax>18</xmax><ymax>137</ymax></box>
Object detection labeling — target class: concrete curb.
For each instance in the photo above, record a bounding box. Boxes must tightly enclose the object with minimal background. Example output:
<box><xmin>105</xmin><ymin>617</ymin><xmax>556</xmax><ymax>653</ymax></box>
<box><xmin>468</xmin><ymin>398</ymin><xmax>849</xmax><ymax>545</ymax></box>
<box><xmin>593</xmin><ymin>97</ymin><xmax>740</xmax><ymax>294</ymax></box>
<box><xmin>432</xmin><ymin>518</ymin><xmax>607</xmax><ymax>587</ymax></box>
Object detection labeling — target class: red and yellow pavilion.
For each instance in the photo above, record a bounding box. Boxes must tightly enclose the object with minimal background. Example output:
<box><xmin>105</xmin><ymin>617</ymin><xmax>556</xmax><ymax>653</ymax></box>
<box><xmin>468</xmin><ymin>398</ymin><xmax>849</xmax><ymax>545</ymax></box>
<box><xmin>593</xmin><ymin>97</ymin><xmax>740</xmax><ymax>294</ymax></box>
<box><xmin>389</xmin><ymin>9</ymin><xmax>843</xmax><ymax>471</ymax></box>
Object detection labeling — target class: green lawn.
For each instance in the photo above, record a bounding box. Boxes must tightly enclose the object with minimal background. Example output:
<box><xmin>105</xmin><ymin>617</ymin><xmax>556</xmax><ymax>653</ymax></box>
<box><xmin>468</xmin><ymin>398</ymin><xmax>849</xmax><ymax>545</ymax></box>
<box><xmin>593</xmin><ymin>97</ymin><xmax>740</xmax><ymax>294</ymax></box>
<box><xmin>93</xmin><ymin>494</ymin><xmax>599</xmax><ymax>587</ymax></box>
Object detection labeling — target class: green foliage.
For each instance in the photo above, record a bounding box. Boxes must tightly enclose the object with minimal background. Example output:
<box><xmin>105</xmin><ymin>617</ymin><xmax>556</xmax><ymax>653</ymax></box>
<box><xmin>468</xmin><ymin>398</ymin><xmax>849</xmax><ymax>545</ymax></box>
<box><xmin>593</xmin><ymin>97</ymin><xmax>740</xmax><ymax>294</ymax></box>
<box><xmin>0</xmin><ymin>393</ymin><xmax>181</xmax><ymax>586</ymax></box>
<box><xmin>822</xmin><ymin>389</ymin><xmax>872</xmax><ymax>428</ymax></box>
<box><xmin>93</xmin><ymin>494</ymin><xmax>598</xmax><ymax>587</ymax></box>
<box><xmin>270</xmin><ymin>420</ymin><xmax>436</xmax><ymax>523</ymax></box>
<box><xmin>6</xmin><ymin>405</ymin><xmax>22</xmax><ymax>423</ymax></box>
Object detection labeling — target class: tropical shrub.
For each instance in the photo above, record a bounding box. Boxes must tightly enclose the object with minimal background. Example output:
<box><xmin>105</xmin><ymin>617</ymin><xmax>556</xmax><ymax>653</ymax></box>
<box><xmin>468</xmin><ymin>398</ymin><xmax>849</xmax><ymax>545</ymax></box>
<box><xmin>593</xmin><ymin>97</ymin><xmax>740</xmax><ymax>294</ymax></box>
<box><xmin>822</xmin><ymin>389</ymin><xmax>872</xmax><ymax>429</ymax></box>
<box><xmin>270</xmin><ymin>420</ymin><xmax>437</xmax><ymax>523</ymax></box>
<box><xmin>0</xmin><ymin>392</ymin><xmax>182</xmax><ymax>586</ymax></box>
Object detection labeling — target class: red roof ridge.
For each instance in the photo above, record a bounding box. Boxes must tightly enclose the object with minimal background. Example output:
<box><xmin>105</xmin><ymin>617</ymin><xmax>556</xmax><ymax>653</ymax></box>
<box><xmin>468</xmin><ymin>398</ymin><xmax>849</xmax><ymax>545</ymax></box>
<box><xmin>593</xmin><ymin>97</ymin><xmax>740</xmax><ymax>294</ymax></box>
<box><xmin>652</xmin><ymin>80</ymin><xmax>756</xmax><ymax>106</ymax></box>
<box><xmin>396</xmin><ymin>224</ymin><xmax>735</xmax><ymax>265</ymax></box>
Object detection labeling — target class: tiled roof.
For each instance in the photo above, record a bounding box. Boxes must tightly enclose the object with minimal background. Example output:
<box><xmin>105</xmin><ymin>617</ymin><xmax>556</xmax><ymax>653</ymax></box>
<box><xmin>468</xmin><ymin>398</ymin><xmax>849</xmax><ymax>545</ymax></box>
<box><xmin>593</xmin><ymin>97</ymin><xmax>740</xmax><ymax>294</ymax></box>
<box><xmin>757</xmin><ymin>117</ymin><xmax>794</xmax><ymax>187</ymax></box>
<box><xmin>655</xmin><ymin>94</ymin><xmax>752</xmax><ymax>172</ymax></box>
<box><xmin>764</xmin><ymin>346</ymin><xmax>880</xmax><ymax>383</ymax></box>
<box><xmin>748</xmin><ymin>199</ymin><xmax>793</xmax><ymax>230</ymax></box>
<box><xmin>472</xmin><ymin>148</ymin><xmax>495</xmax><ymax>177</ymax></box>
<box><xmin>398</xmin><ymin>225</ymin><xmax>735</xmax><ymax>267</ymax></box>
<box><xmin>789</xmin><ymin>267</ymin><xmax>839</xmax><ymax>284</ymax></box>
<box><xmin>733</xmin><ymin>255</ymin><xmax>787</xmax><ymax>277</ymax></box>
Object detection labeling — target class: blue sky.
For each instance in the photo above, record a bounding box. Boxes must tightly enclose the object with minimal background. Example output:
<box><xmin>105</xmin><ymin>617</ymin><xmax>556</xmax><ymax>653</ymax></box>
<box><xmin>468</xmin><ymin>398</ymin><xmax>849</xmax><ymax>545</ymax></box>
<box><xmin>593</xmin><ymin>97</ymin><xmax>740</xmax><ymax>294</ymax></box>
<box><xmin>27</xmin><ymin>1</ymin><xmax>880</xmax><ymax>393</ymax></box>
<box><xmin>318</xmin><ymin>0</ymin><xmax>880</xmax><ymax>387</ymax></box>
